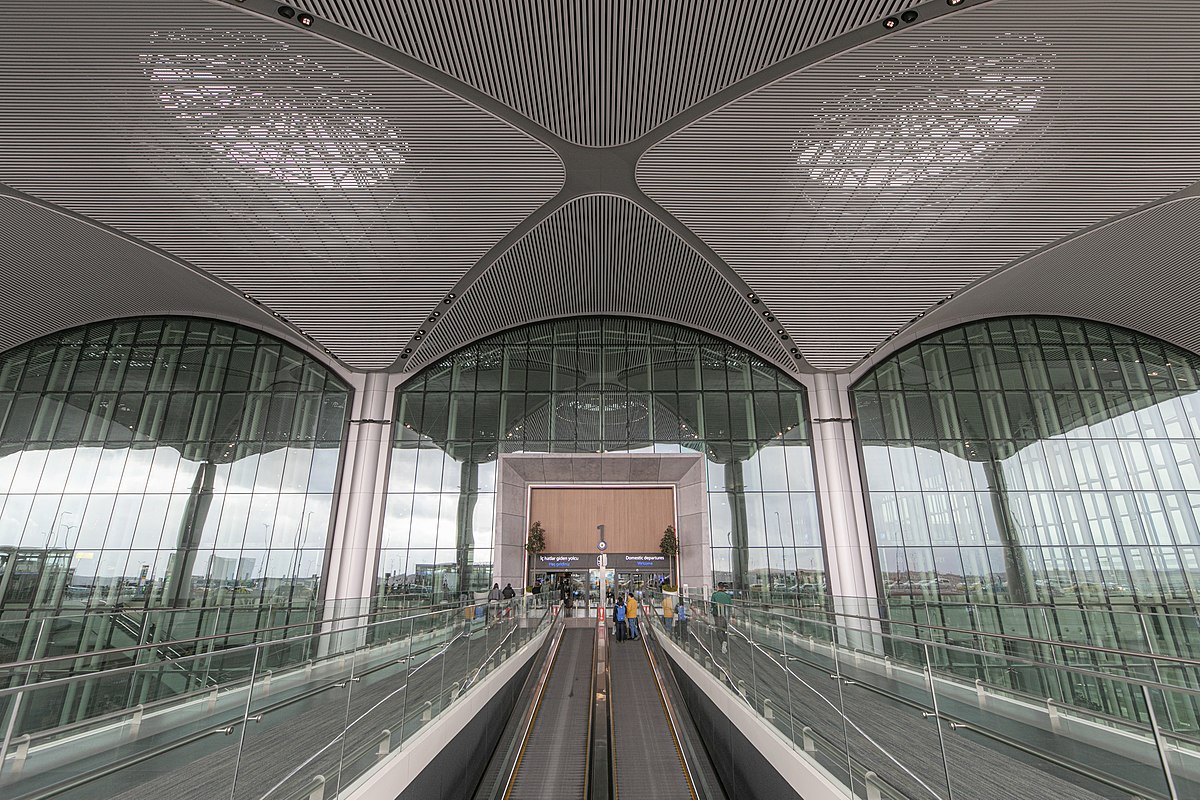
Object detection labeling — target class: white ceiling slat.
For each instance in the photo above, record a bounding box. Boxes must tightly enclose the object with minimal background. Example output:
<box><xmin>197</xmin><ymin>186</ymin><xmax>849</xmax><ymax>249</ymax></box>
<box><xmin>639</xmin><ymin>0</ymin><xmax>1200</xmax><ymax>370</ymax></box>
<box><xmin>409</xmin><ymin>195</ymin><xmax>794</xmax><ymax>372</ymax></box>
<box><xmin>879</xmin><ymin>197</ymin><xmax>1200</xmax><ymax>374</ymax></box>
<box><xmin>296</xmin><ymin>0</ymin><xmax>921</xmax><ymax>147</ymax></box>
<box><xmin>0</xmin><ymin>0</ymin><xmax>563</xmax><ymax>370</ymax></box>
<box><xmin>0</xmin><ymin>194</ymin><xmax>303</xmax><ymax>357</ymax></box>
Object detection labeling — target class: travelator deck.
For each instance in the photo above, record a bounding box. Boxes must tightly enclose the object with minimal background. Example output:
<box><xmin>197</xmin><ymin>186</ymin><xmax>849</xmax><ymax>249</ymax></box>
<box><xmin>486</xmin><ymin>615</ymin><xmax>719</xmax><ymax>800</ymax></box>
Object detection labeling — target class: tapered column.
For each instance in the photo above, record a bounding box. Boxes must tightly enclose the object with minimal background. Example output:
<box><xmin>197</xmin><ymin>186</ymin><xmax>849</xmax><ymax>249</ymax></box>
<box><xmin>324</xmin><ymin>372</ymin><xmax>393</xmax><ymax>623</ymax></box>
<box><xmin>809</xmin><ymin>372</ymin><xmax>880</xmax><ymax>627</ymax></box>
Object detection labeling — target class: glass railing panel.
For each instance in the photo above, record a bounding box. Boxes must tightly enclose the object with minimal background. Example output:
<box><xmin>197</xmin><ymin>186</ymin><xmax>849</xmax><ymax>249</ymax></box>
<box><xmin>835</xmin><ymin>641</ymin><xmax>951</xmax><ymax>800</ymax></box>
<box><xmin>0</xmin><ymin>654</ymin><xmax>249</xmax><ymax>799</ymax></box>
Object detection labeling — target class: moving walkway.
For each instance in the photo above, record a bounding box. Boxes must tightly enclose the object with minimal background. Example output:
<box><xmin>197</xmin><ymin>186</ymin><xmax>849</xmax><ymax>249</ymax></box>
<box><xmin>479</xmin><ymin>613</ymin><xmax>725</xmax><ymax>800</ymax></box>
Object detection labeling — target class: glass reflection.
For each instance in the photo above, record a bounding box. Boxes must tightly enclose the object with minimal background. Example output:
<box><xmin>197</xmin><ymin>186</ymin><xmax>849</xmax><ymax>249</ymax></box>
<box><xmin>0</xmin><ymin>318</ymin><xmax>348</xmax><ymax>660</ymax></box>
<box><xmin>855</xmin><ymin>317</ymin><xmax>1200</xmax><ymax>614</ymax></box>
<box><xmin>383</xmin><ymin>318</ymin><xmax>823</xmax><ymax>605</ymax></box>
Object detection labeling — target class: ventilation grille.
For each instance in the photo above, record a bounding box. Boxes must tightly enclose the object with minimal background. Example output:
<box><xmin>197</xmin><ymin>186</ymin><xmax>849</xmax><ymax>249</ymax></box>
<box><xmin>0</xmin><ymin>0</ymin><xmax>563</xmax><ymax>370</ymax></box>
<box><xmin>902</xmin><ymin>197</ymin><xmax>1200</xmax><ymax>360</ymax></box>
<box><xmin>409</xmin><ymin>195</ymin><xmax>794</xmax><ymax>372</ymax></box>
<box><xmin>0</xmin><ymin>194</ymin><xmax>296</xmax><ymax>356</ymax></box>
<box><xmin>295</xmin><ymin>0</ymin><xmax>921</xmax><ymax>147</ymax></box>
<box><xmin>639</xmin><ymin>0</ymin><xmax>1200</xmax><ymax>370</ymax></box>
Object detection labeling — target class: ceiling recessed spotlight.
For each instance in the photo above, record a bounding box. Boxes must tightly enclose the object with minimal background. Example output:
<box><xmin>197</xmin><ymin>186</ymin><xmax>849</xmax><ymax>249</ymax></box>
<box><xmin>445</xmin><ymin>294</ymin><xmax>455</xmax><ymax>303</ymax></box>
<box><xmin>400</xmin><ymin>353</ymin><xmax>408</xmax><ymax>359</ymax></box>
<box><xmin>297</xmin><ymin>12</ymin><xmax>314</xmax><ymax>26</ymax></box>
<box><xmin>277</xmin><ymin>5</ymin><xmax>295</xmax><ymax>19</ymax></box>
<box><xmin>790</xmin><ymin>348</ymin><xmax>799</xmax><ymax>354</ymax></box>
<box><xmin>947</xmin><ymin>0</ymin><xmax>964</xmax><ymax>5</ymax></box>
<box><xmin>883</xmin><ymin>17</ymin><xmax>899</xmax><ymax>29</ymax></box>
<box><xmin>417</xmin><ymin>330</ymin><xmax>425</xmax><ymax>336</ymax></box>
<box><xmin>747</xmin><ymin>292</ymin><xmax>756</xmax><ymax>299</ymax></box>
<box><xmin>404</xmin><ymin>348</ymin><xmax>412</xmax><ymax>354</ymax></box>
<box><xmin>777</xmin><ymin>329</ymin><xmax>786</xmax><ymax>336</ymax></box>
<box><xmin>901</xmin><ymin>10</ymin><xmax>919</xmax><ymax>23</ymax></box>
<box><xmin>430</xmin><ymin>312</ymin><xmax>440</xmax><ymax>319</ymax></box>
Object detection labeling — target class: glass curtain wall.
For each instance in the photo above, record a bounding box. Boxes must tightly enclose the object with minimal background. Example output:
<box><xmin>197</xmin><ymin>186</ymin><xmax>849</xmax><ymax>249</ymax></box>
<box><xmin>854</xmin><ymin>317</ymin><xmax>1200</xmax><ymax>625</ymax></box>
<box><xmin>382</xmin><ymin>317</ymin><xmax>821</xmax><ymax>606</ymax></box>
<box><xmin>0</xmin><ymin>317</ymin><xmax>349</xmax><ymax>659</ymax></box>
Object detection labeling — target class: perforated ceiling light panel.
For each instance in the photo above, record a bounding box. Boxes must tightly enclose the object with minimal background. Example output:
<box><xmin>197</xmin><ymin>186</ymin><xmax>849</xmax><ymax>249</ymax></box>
<box><xmin>639</xmin><ymin>0</ymin><xmax>1200</xmax><ymax>371</ymax></box>
<box><xmin>890</xmin><ymin>196</ymin><xmax>1200</xmax><ymax>365</ymax></box>
<box><xmin>294</xmin><ymin>0</ymin><xmax>922</xmax><ymax>147</ymax></box>
<box><xmin>0</xmin><ymin>194</ymin><xmax>297</xmax><ymax>355</ymax></box>
<box><xmin>408</xmin><ymin>195</ymin><xmax>794</xmax><ymax>373</ymax></box>
<box><xmin>0</xmin><ymin>0</ymin><xmax>563</xmax><ymax>370</ymax></box>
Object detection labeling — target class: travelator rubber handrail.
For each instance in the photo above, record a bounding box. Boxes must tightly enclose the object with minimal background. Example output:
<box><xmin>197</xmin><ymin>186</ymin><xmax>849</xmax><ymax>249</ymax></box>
<box><xmin>718</xmin><ymin>620</ymin><xmax>1166</xmax><ymax>800</ymax></box>
<box><xmin>8</xmin><ymin>611</ymin><xmax>545</xmax><ymax>800</ymax></box>
<box><xmin>681</xmin><ymin>593</ymin><xmax>1200</xmax><ymax>669</ymax></box>
<box><xmin>0</xmin><ymin>598</ymin><xmax>478</xmax><ymax>672</ymax></box>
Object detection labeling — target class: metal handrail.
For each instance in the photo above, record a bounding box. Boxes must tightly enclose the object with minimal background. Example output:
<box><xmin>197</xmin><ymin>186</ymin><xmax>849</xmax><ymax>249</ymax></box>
<box><xmin>707</xmin><ymin>618</ymin><xmax>1159</xmax><ymax>800</ymax></box>
<box><xmin>699</xmin><ymin>594</ymin><xmax>1200</xmax><ymax>668</ymax></box>
<box><xmin>6</xmin><ymin>610</ymin><xmax>549</xmax><ymax>800</ymax></box>
<box><xmin>0</xmin><ymin>598</ymin><xmax>485</xmax><ymax>672</ymax></box>
<box><xmin>883</xmin><ymin>596</ymin><xmax>1199</xmax><ymax>624</ymax></box>
<box><xmin>0</xmin><ymin>601</ymin><xmax>516</xmax><ymax>699</ymax></box>
<box><xmin>659</xmin><ymin>592</ymin><xmax>1200</xmax><ymax>700</ymax></box>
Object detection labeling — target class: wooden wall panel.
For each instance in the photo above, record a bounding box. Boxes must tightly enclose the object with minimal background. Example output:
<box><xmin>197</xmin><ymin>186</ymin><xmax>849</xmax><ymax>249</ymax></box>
<box><xmin>529</xmin><ymin>487</ymin><xmax>675</xmax><ymax>553</ymax></box>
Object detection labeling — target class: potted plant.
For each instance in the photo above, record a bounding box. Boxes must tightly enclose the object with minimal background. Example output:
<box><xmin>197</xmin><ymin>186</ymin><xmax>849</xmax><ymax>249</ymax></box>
<box><xmin>525</xmin><ymin>520</ymin><xmax>547</xmax><ymax>580</ymax></box>
<box><xmin>659</xmin><ymin>523</ymin><xmax>678</xmax><ymax>588</ymax></box>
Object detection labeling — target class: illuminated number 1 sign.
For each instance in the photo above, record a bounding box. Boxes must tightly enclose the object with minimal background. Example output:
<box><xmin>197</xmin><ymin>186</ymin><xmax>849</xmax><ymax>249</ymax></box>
<box><xmin>597</xmin><ymin>524</ymin><xmax>607</xmax><ymax>551</ymax></box>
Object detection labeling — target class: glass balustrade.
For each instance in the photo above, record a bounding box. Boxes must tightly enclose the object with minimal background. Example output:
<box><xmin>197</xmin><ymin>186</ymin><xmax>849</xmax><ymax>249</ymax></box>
<box><xmin>644</xmin><ymin>591</ymin><xmax>1200</xmax><ymax>800</ymax></box>
<box><xmin>0</xmin><ymin>597</ymin><xmax>552</xmax><ymax>800</ymax></box>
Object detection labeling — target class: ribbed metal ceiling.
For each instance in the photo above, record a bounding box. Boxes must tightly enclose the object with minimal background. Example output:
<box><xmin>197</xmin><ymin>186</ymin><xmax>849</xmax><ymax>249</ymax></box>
<box><xmin>292</xmin><ymin>0</ymin><xmax>922</xmax><ymax>147</ymax></box>
<box><xmin>0</xmin><ymin>0</ymin><xmax>563</xmax><ymax>370</ymax></box>
<box><xmin>4</xmin><ymin>0</ymin><xmax>1200</xmax><ymax>376</ymax></box>
<box><xmin>639</xmin><ymin>0</ymin><xmax>1200</xmax><ymax>370</ymax></box>
<box><xmin>407</xmin><ymin>195</ymin><xmax>794</xmax><ymax>373</ymax></box>
<box><xmin>0</xmin><ymin>193</ymin><xmax>302</xmax><ymax>359</ymax></box>
<box><xmin>878</xmin><ymin>196</ymin><xmax>1200</xmax><ymax>374</ymax></box>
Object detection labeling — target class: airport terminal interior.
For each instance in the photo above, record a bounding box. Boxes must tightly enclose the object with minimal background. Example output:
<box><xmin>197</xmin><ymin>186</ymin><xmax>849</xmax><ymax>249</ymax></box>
<box><xmin>3</xmin><ymin>0</ymin><xmax>1200</xmax><ymax>798</ymax></box>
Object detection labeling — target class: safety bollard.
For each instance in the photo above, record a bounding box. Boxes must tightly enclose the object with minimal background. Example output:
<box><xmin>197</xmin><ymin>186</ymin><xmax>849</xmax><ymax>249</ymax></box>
<box><xmin>864</xmin><ymin>770</ymin><xmax>883</xmax><ymax>800</ymax></box>
<box><xmin>128</xmin><ymin>704</ymin><xmax>145</xmax><ymax>739</ymax></box>
<box><xmin>377</xmin><ymin>729</ymin><xmax>392</xmax><ymax>758</ymax></box>
<box><xmin>10</xmin><ymin>734</ymin><xmax>31</xmax><ymax>778</ymax></box>
<box><xmin>1046</xmin><ymin>698</ymin><xmax>1061</xmax><ymax>732</ymax></box>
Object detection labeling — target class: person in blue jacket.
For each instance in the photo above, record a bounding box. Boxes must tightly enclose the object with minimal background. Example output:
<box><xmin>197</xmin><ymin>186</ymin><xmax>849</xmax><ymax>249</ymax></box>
<box><xmin>614</xmin><ymin>594</ymin><xmax>627</xmax><ymax>641</ymax></box>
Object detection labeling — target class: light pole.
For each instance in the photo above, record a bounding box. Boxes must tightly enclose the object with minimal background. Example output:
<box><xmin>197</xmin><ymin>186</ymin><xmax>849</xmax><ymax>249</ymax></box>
<box><xmin>54</xmin><ymin>511</ymin><xmax>75</xmax><ymax>549</ymax></box>
<box><xmin>774</xmin><ymin>511</ymin><xmax>790</xmax><ymax>602</ymax></box>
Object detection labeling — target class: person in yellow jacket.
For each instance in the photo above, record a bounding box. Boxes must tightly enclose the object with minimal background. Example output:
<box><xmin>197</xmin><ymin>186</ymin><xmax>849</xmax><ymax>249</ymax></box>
<box><xmin>626</xmin><ymin>593</ymin><xmax>640</xmax><ymax>640</ymax></box>
<box><xmin>662</xmin><ymin>593</ymin><xmax>674</xmax><ymax>636</ymax></box>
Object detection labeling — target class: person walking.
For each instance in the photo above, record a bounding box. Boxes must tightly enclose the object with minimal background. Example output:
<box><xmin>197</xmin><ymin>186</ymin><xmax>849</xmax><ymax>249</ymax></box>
<box><xmin>614</xmin><ymin>594</ymin><xmax>627</xmax><ymax>641</ymax></box>
<box><xmin>488</xmin><ymin>582</ymin><xmax>502</xmax><ymax>624</ymax></box>
<box><xmin>712</xmin><ymin>582</ymin><xmax>733</xmax><ymax>652</ymax></box>
<box><xmin>675</xmin><ymin>601</ymin><xmax>687</xmax><ymax>641</ymax></box>
<box><xmin>626</xmin><ymin>592</ymin><xmax>639</xmax><ymax>640</ymax></box>
<box><xmin>662</xmin><ymin>592</ymin><xmax>674</xmax><ymax>636</ymax></box>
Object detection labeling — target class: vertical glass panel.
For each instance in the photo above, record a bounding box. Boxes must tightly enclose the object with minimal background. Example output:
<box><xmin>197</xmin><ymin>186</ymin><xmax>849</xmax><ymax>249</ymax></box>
<box><xmin>855</xmin><ymin>316</ymin><xmax>1200</xmax><ymax>663</ymax></box>
<box><xmin>386</xmin><ymin>318</ymin><xmax>818</xmax><ymax>598</ymax></box>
